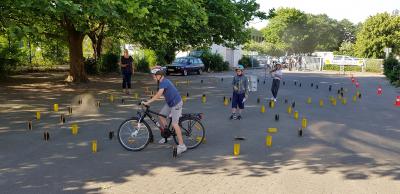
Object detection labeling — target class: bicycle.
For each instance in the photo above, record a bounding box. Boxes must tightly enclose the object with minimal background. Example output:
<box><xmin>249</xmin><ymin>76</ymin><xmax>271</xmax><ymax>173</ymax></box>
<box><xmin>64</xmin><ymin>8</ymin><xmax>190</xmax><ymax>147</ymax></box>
<box><xmin>117</xmin><ymin>102</ymin><xmax>205</xmax><ymax>152</ymax></box>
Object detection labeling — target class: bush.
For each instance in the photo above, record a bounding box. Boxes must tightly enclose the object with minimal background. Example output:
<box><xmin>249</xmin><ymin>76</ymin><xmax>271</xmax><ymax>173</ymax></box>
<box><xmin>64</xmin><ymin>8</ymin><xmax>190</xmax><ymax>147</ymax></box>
<box><xmin>238</xmin><ymin>56</ymin><xmax>259</xmax><ymax>68</ymax></box>
<box><xmin>383</xmin><ymin>56</ymin><xmax>400</xmax><ymax>84</ymax></box>
<box><xmin>200</xmin><ymin>51</ymin><xmax>228</xmax><ymax>72</ymax></box>
<box><xmin>84</xmin><ymin>58</ymin><xmax>98</xmax><ymax>75</ymax></box>
<box><xmin>365</xmin><ymin>59</ymin><xmax>383</xmax><ymax>73</ymax></box>
<box><xmin>134</xmin><ymin>49</ymin><xmax>157</xmax><ymax>73</ymax></box>
<box><xmin>136</xmin><ymin>58</ymin><xmax>150</xmax><ymax>73</ymax></box>
<box><xmin>383</xmin><ymin>56</ymin><xmax>399</xmax><ymax>80</ymax></box>
<box><xmin>100</xmin><ymin>52</ymin><xmax>119</xmax><ymax>73</ymax></box>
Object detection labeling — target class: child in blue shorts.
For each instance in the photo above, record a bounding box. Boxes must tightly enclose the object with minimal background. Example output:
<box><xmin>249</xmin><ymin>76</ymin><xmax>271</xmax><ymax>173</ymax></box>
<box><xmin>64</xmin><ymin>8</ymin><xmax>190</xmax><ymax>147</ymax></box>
<box><xmin>230</xmin><ymin>65</ymin><xmax>249</xmax><ymax>120</ymax></box>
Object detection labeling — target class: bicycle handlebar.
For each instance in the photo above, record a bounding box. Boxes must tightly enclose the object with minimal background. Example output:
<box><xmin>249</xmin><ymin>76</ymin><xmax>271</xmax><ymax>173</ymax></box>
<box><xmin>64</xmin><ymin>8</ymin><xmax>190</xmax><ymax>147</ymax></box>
<box><xmin>139</xmin><ymin>101</ymin><xmax>150</xmax><ymax>109</ymax></box>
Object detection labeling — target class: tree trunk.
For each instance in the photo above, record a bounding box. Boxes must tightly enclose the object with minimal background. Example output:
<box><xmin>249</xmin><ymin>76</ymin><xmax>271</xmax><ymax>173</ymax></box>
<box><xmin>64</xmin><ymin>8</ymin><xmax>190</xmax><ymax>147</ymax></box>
<box><xmin>96</xmin><ymin>35</ymin><xmax>103</xmax><ymax>59</ymax></box>
<box><xmin>88</xmin><ymin>24</ymin><xmax>105</xmax><ymax>61</ymax></box>
<box><xmin>88</xmin><ymin>35</ymin><xmax>104</xmax><ymax>61</ymax></box>
<box><xmin>68</xmin><ymin>30</ymin><xmax>88</xmax><ymax>82</ymax></box>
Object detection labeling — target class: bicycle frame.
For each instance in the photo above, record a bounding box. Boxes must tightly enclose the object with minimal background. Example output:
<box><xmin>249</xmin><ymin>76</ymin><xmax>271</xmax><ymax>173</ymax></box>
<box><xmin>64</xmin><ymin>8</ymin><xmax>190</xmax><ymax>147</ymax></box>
<box><xmin>137</xmin><ymin>107</ymin><xmax>175</xmax><ymax>135</ymax></box>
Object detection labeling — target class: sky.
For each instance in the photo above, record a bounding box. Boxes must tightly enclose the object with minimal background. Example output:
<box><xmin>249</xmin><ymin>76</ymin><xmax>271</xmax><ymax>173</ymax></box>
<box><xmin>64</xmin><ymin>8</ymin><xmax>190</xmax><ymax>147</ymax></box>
<box><xmin>250</xmin><ymin>0</ymin><xmax>400</xmax><ymax>30</ymax></box>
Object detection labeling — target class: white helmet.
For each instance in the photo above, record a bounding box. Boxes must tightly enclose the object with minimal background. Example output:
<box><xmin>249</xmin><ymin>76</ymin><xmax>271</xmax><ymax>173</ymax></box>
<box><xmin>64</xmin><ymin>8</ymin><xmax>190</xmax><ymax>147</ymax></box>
<box><xmin>151</xmin><ymin>66</ymin><xmax>164</xmax><ymax>75</ymax></box>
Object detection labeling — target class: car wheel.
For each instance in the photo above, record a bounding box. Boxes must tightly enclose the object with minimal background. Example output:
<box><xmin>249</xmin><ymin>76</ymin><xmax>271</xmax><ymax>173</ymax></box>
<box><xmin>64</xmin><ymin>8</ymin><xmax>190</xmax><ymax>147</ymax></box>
<box><xmin>183</xmin><ymin>69</ymin><xmax>188</xmax><ymax>76</ymax></box>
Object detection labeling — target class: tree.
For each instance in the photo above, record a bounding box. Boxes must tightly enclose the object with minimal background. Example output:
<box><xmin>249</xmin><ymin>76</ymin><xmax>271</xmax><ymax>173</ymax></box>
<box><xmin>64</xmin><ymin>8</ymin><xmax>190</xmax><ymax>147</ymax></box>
<box><xmin>128</xmin><ymin>0</ymin><xmax>266</xmax><ymax>65</ymax></box>
<box><xmin>261</xmin><ymin>8</ymin><xmax>358</xmax><ymax>54</ymax></box>
<box><xmin>334</xmin><ymin>41</ymin><xmax>355</xmax><ymax>56</ymax></box>
<box><xmin>9</xmin><ymin>0</ymin><xmax>148</xmax><ymax>82</ymax></box>
<box><xmin>262</xmin><ymin>8</ymin><xmax>311</xmax><ymax>54</ymax></box>
<box><xmin>354</xmin><ymin>12</ymin><xmax>400</xmax><ymax>58</ymax></box>
<box><xmin>243</xmin><ymin>41</ymin><xmax>285</xmax><ymax>56</ymax></box>
<box><xmin>307</xmin><ymin>14</ymin><xmax>342</xmax><ymax>51</ymax></box>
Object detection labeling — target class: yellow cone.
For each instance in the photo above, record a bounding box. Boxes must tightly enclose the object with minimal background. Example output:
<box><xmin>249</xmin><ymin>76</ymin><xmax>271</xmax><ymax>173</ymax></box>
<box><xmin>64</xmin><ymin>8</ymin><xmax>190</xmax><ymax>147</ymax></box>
<box><xmin>266</xmin><ymin>135</ymin><xmax>272</xmax><ymax>147</ymax></box>
<box><xmin>54</xmin><ymin>104</ymin><xmax>59</xmax><ymax>112</ymax></box>
<box><xmin>319</xmin><ymin>99</ymin><xmax>324</xmax><ymax>107</ymax></box>
<box><xmin>342</xmin><ymin>98</ymin><xmax>347</xmax><ymax>105</ymax></box>
<box><xmin>133</xmin><ymin>93</ymin><xmax>139</xmax><ymax>99</ymax></box>
<box><xmin>110</xmin><ymin>95</ymin><xmax>114</xmax><ymax>103</ymax></box>
<box><xmin>36</xmin><ymin>112</ymin><xmax>41</xmax><ymax>120</ymax></box>
<box><xmin>287</xmin><ymin>106</ymin><xmax>292</xmax><ymax>114</ymax></box>
<box><xmin>196</xmin><ymin>136</ymin><xmax>206</xmax><ymax>143</ymax></box>
<box><xmin>71</xmin><ymin>124</ymin><xmax>78</xmax><ymax>135</ymax></box>
<box><xmin>307</xmin><ymin>97</ymin><xmax>312</xmax><ymax>104</ymax></box>
<box><xmin>332</xmin><ymin>99</ymin><xmax>337</xmax><ymax>106</ymax></box>
<box><xmin>261</xmin><ymin>105</ymin><xmax>266</xmax><ymax>113</ymax></box>
<box><xmin>233</xmin><ymin>143</ymin><xmax>240</xmax><ymax>156</ymax></box>
<box><xmin>302</xmin><ymin>118</ymin><xmax>307</xmax><ymax>129</ymax></box>
<box><xmin>202</xmin><ymin>95</ymin><xmax>206</xmax><ymax>103</ymax></box>
<box><xmin>352</xmin><ymin>95</ymin><xmax>357</xmax><ymax>102</ymax></box>
<box><xmin>294</xmin><ymin>111</ymin><xmax>299</xmax><ymax>120</ymax></box>
<box><xmin>267</xmin><ymin>127</ymin><xmax>278</xmax><ymax>133</ymax></box>
<box><xmin>92</xmin><ymin>140</ymin><xmax>97</xmax><ymax>153</ymax></box>
<box><xmin>224</xmin><ymin>98</ymin><xmax>228</xmax><ymax>106</ymax></box>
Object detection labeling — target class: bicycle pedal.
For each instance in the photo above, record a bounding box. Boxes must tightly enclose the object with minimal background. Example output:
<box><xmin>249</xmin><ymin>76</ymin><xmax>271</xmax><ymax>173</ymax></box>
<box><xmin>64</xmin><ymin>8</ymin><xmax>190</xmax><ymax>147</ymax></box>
<box><xmin>172</xmin><ymin>146</ymin><xmax>177</xmax><ymax>158</ymax></box>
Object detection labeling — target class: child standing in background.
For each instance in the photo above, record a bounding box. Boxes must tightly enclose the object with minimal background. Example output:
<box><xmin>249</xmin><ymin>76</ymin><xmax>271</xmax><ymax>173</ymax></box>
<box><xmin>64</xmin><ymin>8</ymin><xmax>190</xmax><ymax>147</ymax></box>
<box><xmin>230</xmin><ymin>65</ymin><xmax>249</xmax><ymax>120</ymax></box>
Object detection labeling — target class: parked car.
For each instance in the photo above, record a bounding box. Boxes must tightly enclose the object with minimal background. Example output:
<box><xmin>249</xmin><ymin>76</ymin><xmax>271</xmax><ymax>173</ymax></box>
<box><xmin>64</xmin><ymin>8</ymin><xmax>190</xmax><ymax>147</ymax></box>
<box><xmin>166</xmin><ymin>57</ymin><xmax>205</xmax><ymax>76</ymax></box>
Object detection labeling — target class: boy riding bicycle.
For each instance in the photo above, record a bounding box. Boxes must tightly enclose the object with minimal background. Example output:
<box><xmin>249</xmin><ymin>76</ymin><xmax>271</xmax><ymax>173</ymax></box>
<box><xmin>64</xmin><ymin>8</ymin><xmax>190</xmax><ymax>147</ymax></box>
<box><xmin>143</xmin><ymin>66</ymin><xmax>187</xmax><ymax>155</ymax></box>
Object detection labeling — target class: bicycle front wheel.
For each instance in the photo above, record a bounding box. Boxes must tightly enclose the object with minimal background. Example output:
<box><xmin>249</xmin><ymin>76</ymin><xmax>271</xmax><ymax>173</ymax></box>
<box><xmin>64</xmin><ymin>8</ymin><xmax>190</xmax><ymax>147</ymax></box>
<box><xmin>174</xmin><ymin>117</ymin><xmax>205</xmax><ymax>149</ymax></box>
<box><xmin>118</xmin><ymin>117</ymin><xmax>152</xmax><ymax>151</ymax></box>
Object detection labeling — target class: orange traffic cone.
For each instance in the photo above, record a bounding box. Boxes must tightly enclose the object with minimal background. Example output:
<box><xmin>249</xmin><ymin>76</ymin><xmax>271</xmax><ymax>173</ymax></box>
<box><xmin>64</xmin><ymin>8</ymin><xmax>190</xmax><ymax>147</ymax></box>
<box><xmin>395</xmin><ymin>96</ymin><xmax>400</xmax><ymax>107</ymax></box>
<box><xmin>377</xmin><ymin>85</ymin><xmax>382</xmax><ymax>96</ymax></box>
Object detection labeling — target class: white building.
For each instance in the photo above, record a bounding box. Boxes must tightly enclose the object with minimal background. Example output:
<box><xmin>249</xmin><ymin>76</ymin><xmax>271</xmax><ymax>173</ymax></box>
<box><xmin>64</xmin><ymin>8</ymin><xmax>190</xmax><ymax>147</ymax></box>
<box><xmin>210</xmin><ymin>44</ymin><xmax>242</xmax><ymax>68</ymax></box>
<box><xmin>176</xmin><ymin>44</ymin><xmax>243</xmax><ymax>68</ymax></box>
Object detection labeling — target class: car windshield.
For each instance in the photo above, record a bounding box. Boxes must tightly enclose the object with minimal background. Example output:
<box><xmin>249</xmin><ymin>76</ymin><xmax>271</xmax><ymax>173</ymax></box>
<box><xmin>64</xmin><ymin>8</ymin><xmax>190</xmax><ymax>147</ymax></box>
<box><xmin>173</xmin><ymin>58</ymin><xmax>189</xmax><ymax>64</ymax></box>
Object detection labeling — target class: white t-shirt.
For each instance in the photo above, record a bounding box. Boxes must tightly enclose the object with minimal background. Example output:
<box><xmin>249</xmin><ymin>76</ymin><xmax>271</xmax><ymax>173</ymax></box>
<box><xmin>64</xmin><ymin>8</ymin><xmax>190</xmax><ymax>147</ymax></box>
<box><xmin>272</xmin><ymin>69</ymin><xmax>282</xmax><ymax>80</ymax></box>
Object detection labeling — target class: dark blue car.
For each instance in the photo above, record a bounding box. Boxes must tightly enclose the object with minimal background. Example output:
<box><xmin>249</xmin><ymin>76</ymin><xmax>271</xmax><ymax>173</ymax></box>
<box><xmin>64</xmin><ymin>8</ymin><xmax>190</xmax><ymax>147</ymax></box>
<box><xmin>166</xmin><ymin>57</ymin><xmax>205</xmax><ymax>76</ymax></box>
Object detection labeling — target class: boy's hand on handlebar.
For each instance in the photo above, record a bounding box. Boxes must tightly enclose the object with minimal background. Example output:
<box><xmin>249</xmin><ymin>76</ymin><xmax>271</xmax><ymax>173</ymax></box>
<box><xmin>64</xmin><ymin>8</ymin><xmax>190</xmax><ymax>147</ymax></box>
<box><xmin>142</xmin><ymin>101</ymin><xmax>150</xmax><ymax>106</ymax></box>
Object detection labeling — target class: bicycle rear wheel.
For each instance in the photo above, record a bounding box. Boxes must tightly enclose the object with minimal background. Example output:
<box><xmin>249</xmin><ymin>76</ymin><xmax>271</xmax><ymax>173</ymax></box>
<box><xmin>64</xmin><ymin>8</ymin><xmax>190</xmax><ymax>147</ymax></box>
<box><xmin>118</xmin><ymin>117</ymin><xmax>152</xmax><ymax>151</ymax></box>
<box><xmin>174</xmin><ymin>117</ymin><xmax>205</xmax><ymax>149</ymax></box>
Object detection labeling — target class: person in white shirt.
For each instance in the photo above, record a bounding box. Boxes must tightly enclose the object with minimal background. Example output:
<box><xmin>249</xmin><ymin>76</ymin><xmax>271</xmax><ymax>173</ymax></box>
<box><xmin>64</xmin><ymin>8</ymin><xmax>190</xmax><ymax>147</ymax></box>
<box><xmin>269</xmin><ymin>63</ymin><xmax>283</xmax><ymax>102</ymax></box>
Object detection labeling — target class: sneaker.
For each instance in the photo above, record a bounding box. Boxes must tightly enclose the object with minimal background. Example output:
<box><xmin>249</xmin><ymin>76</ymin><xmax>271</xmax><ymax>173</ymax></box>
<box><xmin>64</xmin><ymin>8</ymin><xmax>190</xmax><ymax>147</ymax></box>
<box><xmin>158</xmin><ymin>137</ymin><xmax>172</xmax><ymax>144</ymax></box>
<box><xmin>177</xmin><ymin>144</ymin><xmax>187</xmax><ymax>155</ymax></box>
<box><xmin>229</xmin><ymin>113</ymin><xmax>236</xmax><ymax>120</ymax></box>
<box><xmin>273</xmin><ymin>98</ymin><xmax>277</xmax><ymax>102</ymax></box>
<box><xmin>236</xmin><ymin>115</ymin><xmax>242</xmax><ymax>120</ymax></box>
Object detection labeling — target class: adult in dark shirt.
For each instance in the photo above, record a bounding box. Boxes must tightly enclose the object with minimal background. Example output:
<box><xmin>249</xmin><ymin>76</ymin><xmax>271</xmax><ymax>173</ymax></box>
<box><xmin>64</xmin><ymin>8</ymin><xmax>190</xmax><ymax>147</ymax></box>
<box><xmin>120</xmin><ymin>49</ymin><xmax>134</xmax><ymax>94</ymax></box>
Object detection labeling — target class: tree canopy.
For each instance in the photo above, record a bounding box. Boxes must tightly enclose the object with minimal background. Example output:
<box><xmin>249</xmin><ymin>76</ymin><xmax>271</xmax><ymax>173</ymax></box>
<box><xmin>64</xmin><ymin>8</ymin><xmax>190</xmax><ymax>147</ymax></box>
<box><xmin>354</xmin><ymin>13</ymin><xmax>400</xmax><ymax>58</ymax></box>
<box><xmin>259</xmin><ymin>8</ymin><xmax>359</xmax><ymax>55</ymax></box>
<box><xmin>1</xmin><ymin>0</ymin><xmax>265</xmax><ymax>81</ymax></box>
